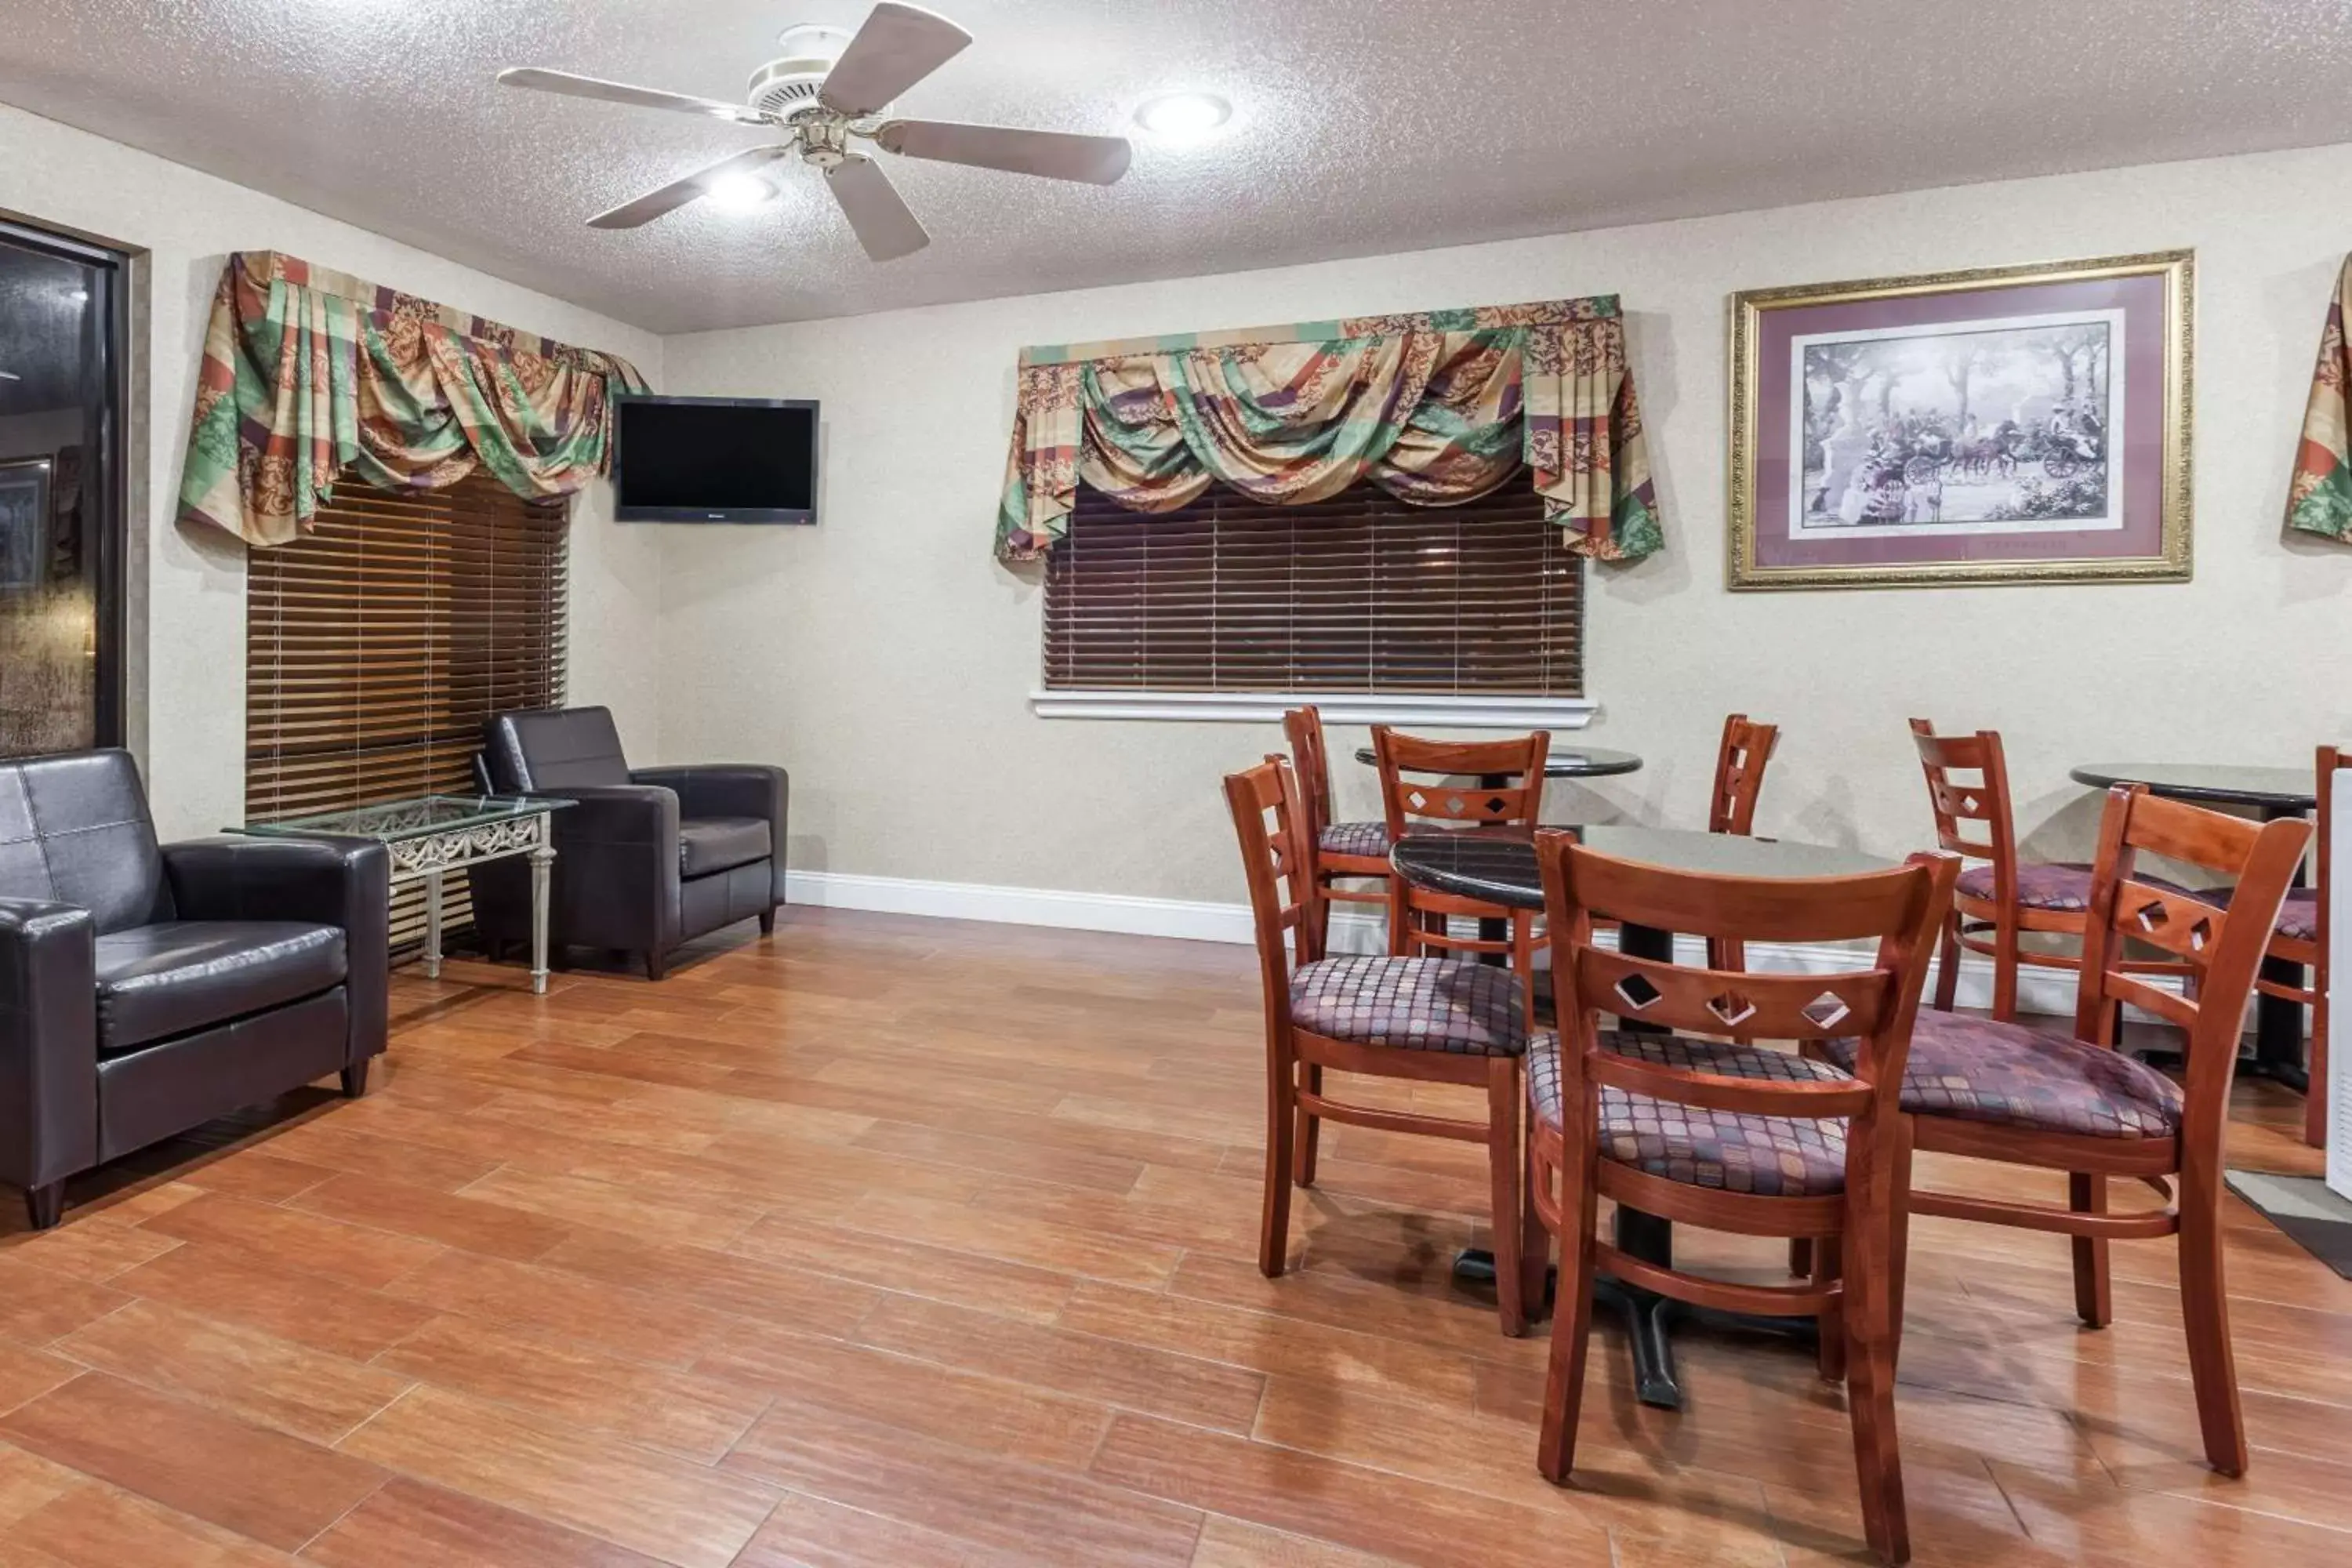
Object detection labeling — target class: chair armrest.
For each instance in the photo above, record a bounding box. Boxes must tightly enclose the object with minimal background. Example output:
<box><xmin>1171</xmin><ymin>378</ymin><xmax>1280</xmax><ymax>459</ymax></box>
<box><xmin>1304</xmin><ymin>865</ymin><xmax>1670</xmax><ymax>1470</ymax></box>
<box><xmin>161</xmin><ymin>836</ymin><xmax>390</xmax><ymax>1068</ymax></box>
<box><xmin>629</xmin><ymin>764</ymin><xmax>788</xmax><ymax>828</ymax></box>
<box><xmin>0</xmin><ymin>898</ymin><xmax>100</xmax><ymax>1188</ymax></box>
<box><xmin>552</xmin><ymin>783</ymin><xmax>683</xmax><ymax>850</ymax></box>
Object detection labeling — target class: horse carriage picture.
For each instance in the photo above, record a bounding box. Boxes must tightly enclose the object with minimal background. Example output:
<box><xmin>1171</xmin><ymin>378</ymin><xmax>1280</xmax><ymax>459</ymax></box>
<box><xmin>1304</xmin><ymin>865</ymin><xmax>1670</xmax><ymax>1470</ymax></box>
<box><xmin>1798</xmin><ymin>316</ymin><xmax>2115</xmax><ymax>528</ymax></box>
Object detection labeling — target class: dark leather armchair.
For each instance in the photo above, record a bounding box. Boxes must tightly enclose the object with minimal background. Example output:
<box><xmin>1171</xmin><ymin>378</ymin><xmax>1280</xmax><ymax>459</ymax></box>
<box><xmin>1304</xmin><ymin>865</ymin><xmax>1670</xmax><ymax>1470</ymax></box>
<box><xmin>0</xmin><ymin>750</ymin><xmax>388</xmax><ymax>1229</ymax></box>
<box><xmin>471</xmin><ymin>706</ymin><xmax>786</xmax><ymax>979</ymax></box>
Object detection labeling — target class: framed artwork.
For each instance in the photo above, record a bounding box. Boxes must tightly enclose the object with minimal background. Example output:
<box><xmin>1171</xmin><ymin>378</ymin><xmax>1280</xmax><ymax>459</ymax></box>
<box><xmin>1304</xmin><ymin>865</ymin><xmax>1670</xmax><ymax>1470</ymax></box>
<box><xmin>1728</xmin><ymin>250</ymin><xmax>2192</xmax><ymax>590</ymax></box>
<box><xmin>0</xmin><ymin>457</ymin><xmax>50</xmax><ymax>592</ymax></box>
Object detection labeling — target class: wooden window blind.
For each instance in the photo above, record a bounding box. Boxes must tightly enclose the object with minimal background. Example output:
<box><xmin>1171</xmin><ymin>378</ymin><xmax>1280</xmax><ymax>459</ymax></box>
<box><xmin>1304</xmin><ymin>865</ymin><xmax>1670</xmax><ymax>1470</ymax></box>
<box><xmin>245</xmin><ymin>473</ymin><xmax>567</xmax><ymax>947</ymax></box>
<box><xmin>1043</xmin><ymin>476</ymin><xmax>1583</xmax><ymax>695</ymax></box>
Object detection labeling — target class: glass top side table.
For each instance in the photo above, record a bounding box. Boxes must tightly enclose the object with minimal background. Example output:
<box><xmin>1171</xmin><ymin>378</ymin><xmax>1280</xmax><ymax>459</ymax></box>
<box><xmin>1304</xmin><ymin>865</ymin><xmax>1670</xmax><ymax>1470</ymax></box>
<box><xmin>235</xmin><ymin>795</ymin><xmax>573</xmax><ymax>993</ymax></box>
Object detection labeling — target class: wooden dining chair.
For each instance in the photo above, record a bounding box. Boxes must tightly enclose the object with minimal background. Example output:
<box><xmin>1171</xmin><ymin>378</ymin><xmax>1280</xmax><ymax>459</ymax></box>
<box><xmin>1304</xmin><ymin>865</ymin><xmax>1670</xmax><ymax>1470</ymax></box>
<box><xmin>1371</xmin><ymin>727</ymin><xmax>1550</xmax><ymax>1024</ymax></box>
<box><xmin>1909</xmin><ymin>718</ymin><xmax>2194</xmax><ymax>1020</ymax></box>
<box><xmin>1820</xmin><ymin>785</ymin><xmax>2307</xmax><ymax>1480</ymax></box>
<box><xmin>1523</xmin><ymin>830</ymin><xmax>1954</xmax><ymax>1566</ymax></box>
<box><xmin>1225</xmin><ymin>755</ymin><xmax>1532</xmax><ymax>1334</ymax></box>
<box><xmin>1282</xmin><ymin>706</ymin><xmax>1393</xmax><ymax>948</ymax></box>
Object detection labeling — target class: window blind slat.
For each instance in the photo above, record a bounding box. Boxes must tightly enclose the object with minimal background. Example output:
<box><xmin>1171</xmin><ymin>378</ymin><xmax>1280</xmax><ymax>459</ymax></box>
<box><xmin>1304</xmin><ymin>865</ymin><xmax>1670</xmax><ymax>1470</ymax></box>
<box><xmin>1042</xmin><ymin>477</ymin><xmax>1582</xmax><ymax>696</ymax></box>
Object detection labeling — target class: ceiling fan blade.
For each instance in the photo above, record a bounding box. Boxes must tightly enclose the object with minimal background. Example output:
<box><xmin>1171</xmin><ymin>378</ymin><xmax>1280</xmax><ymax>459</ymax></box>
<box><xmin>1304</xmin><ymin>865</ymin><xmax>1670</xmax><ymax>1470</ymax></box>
<box><xmin>499</xmin><ymin>67</ymin><xmax>775</xmax><ymax>126</ymax></box>
<box><xmin>873</xmin><ymin>119</ymin><xmax>1132</xmax><ymax>185</ymax></box>
<box><xmin>816</xmin><ymin>2</ymin><xmax>972</xmax><ymax>115</ymax></box>
<box><xmin>588</xmin><ymin>145</ymin><xmax>795</xmax><ymax>229</ymax></box>
<box><xmin>825</xmin><ymin>155</ymin><xmax>929</xmax><ymax>262</ymax></box>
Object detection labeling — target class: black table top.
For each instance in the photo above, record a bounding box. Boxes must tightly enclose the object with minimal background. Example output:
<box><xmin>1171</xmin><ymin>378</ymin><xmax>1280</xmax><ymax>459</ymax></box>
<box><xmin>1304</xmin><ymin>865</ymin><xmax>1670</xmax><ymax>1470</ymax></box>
<box><xmin>2070</xmin><ymin>764</ymin><xmax>2316</xmax><ymax>813</ymax></box>
<box><xmin>1391</xmin><ymin>826</ymin><xmax>1893</xmax><ymax>912</ymax></box>
<box><xmin>1352</xmin><ymin>745</ymin><xmax>1642</xmax><ymax>782</ymax></box>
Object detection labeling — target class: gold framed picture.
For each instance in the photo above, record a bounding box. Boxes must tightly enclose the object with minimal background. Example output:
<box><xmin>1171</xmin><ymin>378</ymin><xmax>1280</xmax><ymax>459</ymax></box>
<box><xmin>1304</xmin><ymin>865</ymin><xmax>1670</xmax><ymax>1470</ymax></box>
<box><xmin>1728</xmin><ymin>250</ymin><xmax>2193</xmax><ymax>590</ymax></box>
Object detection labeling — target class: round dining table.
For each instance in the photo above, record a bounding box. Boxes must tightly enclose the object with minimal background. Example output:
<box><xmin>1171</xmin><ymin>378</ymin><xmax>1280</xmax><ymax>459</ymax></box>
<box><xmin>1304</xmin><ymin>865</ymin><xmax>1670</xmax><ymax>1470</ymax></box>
<box><xmin>1390</xmin><ymin>823</ymin><xmax>1893</xmax><ymax>1410</ymax></box>
<box><xmin>2071</xmin><ymin>763</ymin><xmax>2318</xmax><ymax>1092</ymax></box>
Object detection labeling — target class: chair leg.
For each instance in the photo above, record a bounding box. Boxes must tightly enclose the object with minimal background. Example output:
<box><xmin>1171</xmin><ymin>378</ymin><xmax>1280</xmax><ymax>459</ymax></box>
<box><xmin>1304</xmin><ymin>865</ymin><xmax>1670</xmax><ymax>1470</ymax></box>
<box><xmin>1536</xmin><ymin>1134</ymin><xmax>1599</xmax><ymax>1483</ymax></box>
<box><xmin>340</xmin><ymin>1062</ymin><xmax>372</xmax><ymax>1098</ymax></box>
<box><xmin>1486</xmin><ymin>1058</ymin><xmax>1525</xmax><ymax>1338</ymax></box>
<box><xmin>1991</xmin><ymin>920</ymin><xmax>2020</xmax><ymax>1022</ymax></box>
<box><xmin>2069</xmin><ymin>1173</ymin><xmax>2112</xmax><ymax>1329</ymax></box>
<box><xmin>2308</xmin><ymin>995</ymin><xmax>2329</xmax><ymax>1150</ymax></box>
<box><xmin>2179</xmin><ymin>1182</ymin><xmax>2248</xmax><ymax>1475</ymax></box>
<box><xmin>1788</xmin><ymin>1237</ymin><xmax>1814</xmax><ymax>1277</ymax></box>
<box><xmin>644</xmin><ymin>950</ymin><xmax>666</xmax><ymax>982</ymax></box>
<box><xmin>1292</xmin><ymin>1064</ymin><xmax>1322</xmax><ymax>1188</ymax></box>
<box><xmin>1813</xmin><ymin>1233</ymin><xmax>1846</xmax><ymax>1383</ymax></box>
<box><xmin>758</xmin><ymin>907</ymin><xmax>777</xmax><ymax>936</ymax></box>
<box><xmin>1888</xmin><ymin>1124</ymin><xmax>1914</xmax><ymax>1374</ymax></box>
<box><xmin>1845</xmin><ymin>1221</ymin><xmax>1910</xmax><ymax>1566</ymax></box>
<box><xmin>1933</xmin><ymin>913</ymin><xmax>1961</xmax><ymax>1013</ymax></box>
<box><xmin>1259</xmin><ymin>1043</ymin><xmax>1298</xmax><ymax>1278</ymax></box>
<box><xmin>1518</xmin><ymin>1140</ymin><xmax>1552</xmax><ymax>1322</ymax></box>
<box><xmin>23</xmin><ymin>1181</ymin><xmax>64</xmax><ymax>1231</ymax></box>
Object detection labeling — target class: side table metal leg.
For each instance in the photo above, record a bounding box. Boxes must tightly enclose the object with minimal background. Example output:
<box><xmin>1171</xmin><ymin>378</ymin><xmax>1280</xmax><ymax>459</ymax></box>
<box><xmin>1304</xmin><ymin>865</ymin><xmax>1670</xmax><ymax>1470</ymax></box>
<box><xmin>529</xmin><ymin>841</ymin><xmax>555</xmax><ymax>996</ymax></box>
<box><xmin>423</xmin><ymin>870</ymin><xmax>445</xmax><ymax>980</ymax></box>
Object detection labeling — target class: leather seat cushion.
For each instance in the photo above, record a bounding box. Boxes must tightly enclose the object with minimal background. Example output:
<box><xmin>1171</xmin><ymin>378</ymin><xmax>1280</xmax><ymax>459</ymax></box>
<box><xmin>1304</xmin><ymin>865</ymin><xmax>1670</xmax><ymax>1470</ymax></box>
<box><xmin>1955</xmin><ymin>860</ymin><xmax>2201</xmax><ymax>914</ymax></box>
<box><xmin>1289</xmin><ymin>956</ymin><xmax>1526</xmax><ymax>1056</ymax></box>
<box><xmin>1528</xmin><ymin>1030</ymin><xmax>1853</xmax><ymax>1197</ymax></box>
<box><xmin>678</xmin><ymin>816</ymin><xmax>771</xmax><ymax>879</ymax></box>
<box><xmin>95</xmin><ymin>920</ymin><xmax>346</xmax><ymax>1054</ymax></box>
<box><xmin>1820</xmin><ymin>1009</ymin><xmax>2183</xmax><ymax>1139</ymax></box>
<box><xmin>1317</xmin><ymin>820</ymin><xmax>1392</xmax><ymax>860</ymax></box>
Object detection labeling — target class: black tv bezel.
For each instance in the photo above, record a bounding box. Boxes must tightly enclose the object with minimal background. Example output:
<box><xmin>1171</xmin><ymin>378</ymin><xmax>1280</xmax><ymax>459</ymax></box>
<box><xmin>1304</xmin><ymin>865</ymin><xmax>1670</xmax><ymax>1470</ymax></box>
<box><xmin>611</xmin><ymin>393</ymin><xmax>820</xmax><ymax>524</ymax></box>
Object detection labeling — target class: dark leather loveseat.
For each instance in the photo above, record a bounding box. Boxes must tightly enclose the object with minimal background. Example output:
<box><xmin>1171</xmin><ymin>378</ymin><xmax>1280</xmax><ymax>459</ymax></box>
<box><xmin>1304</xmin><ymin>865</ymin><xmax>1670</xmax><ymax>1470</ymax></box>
<box><xmin>0</xmin><ymin>750</ymin><xmax>388</xmax><ymax>1229</ymax></box>
<box><xmin>470</xmin><ymin>706</ymin><xmax>786</xmax><ymax>979</ymax></box>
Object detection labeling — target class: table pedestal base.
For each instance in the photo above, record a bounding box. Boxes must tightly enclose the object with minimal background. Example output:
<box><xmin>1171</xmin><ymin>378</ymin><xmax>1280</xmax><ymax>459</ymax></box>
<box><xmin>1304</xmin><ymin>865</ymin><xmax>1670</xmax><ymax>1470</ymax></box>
<box><xmin>1453</xmin><ymin>1208</ymin><xmax>1817</xmax><ymax>1411</ymax></box>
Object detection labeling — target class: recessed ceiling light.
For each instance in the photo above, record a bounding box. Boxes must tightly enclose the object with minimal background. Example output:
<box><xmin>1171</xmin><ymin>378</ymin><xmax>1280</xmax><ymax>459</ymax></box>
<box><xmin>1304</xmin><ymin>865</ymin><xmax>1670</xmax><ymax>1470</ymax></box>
<box><xmin>704</xmin><ymin>172</ymin><xmax>779</xmax><ymax>212</ymax></box>
<box><xmin>1134</xmin><ymin>92</ymin><xmax>1231</xmax><ymax>141</ymax></box>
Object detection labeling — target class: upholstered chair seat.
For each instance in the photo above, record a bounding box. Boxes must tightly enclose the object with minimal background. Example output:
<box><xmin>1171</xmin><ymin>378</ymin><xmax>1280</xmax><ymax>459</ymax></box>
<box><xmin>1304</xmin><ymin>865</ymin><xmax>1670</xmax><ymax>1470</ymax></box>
<box><xmin>1316</xmin><ymin>820</ymin><xmax>1392</xmax><ymax>860</ymax></box>
<box><xmin>1527</xmin><ymin>1030</ymin><xmax>1856</xmax><ymax>1197</ymax></box>
<box><xmin>1287</xmin><ymin>956</ymin><xmax>1526</xmax><ymax>1055</ymax></box>
<box><xmin>94</xmin><ymin>921</ymin><xmax>346</xmax><ymax>1054</ymax></box>
<box><xmin>1955</xmin><ymin>860</ymin><xmax>2200</xmax><ymax>914</ymax></box>
<box><xmin>1820</xmin><ymin>1010</ymin><xmax>2183</xmax><ymax>1140</ymax></box>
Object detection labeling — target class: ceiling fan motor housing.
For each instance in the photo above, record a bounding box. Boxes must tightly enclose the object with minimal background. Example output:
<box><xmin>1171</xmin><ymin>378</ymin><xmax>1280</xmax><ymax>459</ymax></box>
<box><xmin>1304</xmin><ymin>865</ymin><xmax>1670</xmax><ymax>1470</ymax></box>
<box><xmin>748</xmin><ymin>25</ymin><xmax>886</xmax><ymax>122</ymax></box>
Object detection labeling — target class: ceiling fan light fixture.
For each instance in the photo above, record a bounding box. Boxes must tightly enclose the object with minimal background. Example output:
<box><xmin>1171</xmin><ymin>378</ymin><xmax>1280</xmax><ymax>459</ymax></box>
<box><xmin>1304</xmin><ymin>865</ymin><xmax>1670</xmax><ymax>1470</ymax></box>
<box><xmin>1134</xmin><ymin>92</ymin><xmax>1230</xmax><ymax>141</ymax></box>
<box><xmin>705</xmin><ymin>171</ymin><xmax>780</xmax><ymax>212</ymax></box>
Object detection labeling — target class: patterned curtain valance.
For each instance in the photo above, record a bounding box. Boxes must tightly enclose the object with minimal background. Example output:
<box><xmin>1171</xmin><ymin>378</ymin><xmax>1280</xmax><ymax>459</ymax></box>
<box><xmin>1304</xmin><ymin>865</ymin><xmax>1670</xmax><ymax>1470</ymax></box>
<box><xmin>995</xmin><ymin>296</ymin><xmax>1663</xmax><ymax>564</ymax></box>
<box><xmin>178</xmin><ymin>251</ymin><xmax>650</xmax><ymax>547</ymax></box>
<box><xmin>2288</xmin><ymin>255</ymin><xmax>2352</xmax><ymax>544</ymax></box>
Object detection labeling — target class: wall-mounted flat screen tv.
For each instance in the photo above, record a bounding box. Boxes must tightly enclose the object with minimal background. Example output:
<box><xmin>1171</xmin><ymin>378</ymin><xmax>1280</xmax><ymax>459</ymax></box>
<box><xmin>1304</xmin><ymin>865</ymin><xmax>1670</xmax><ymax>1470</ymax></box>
<box><xmin>612</xmin><ymin>395</ymin><xmax>818</xmax><ymax>523</ymax></box>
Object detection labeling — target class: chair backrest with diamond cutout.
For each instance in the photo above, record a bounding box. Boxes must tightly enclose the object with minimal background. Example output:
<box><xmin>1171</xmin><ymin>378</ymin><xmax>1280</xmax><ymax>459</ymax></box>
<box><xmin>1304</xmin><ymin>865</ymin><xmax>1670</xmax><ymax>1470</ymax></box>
<box><xmin>1534</xmin><ymin>829</ymin><xmax>1956</xmax><ymax>1149</ymax></box>
<box><xmin>1708</xmin><ymin>713</ymin><xmax>1780</xmax><ymax>837</ymax></box>
<box><xmin>1225</xmin><ymin>756</ymin><xmax>1325</xmax><ymax>1025</ymax></box>
<box><xmin>1370</xmin><ymin>727</ymin><xmax>1551</xmax><ymax>844</ymax></box>
<box><xmin>2071</xmin><ymin>785</ymin><xmax>2307</xmax><ymax>1156</ymax></box>
<box><xmin>1907</xmin><ymin>717</ymin><xmax>2020</xmax><ymax>885</ymax></box>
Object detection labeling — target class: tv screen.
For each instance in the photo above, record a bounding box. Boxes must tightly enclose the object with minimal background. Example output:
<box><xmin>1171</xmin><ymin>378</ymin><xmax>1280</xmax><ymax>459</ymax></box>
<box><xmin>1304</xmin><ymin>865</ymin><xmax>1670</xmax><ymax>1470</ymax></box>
<box><xmin>613</xmin><ymin>396</ymin><xmax>818</xmax><ymax>523</ymax></box>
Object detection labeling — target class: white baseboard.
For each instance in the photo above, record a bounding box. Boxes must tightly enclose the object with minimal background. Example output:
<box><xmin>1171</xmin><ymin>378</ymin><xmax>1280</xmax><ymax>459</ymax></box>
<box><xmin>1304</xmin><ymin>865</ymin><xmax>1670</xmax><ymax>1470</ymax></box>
<box><xmin>782</xmin><ymin>869</ymin><xmax>1258</xmax><ymax>945</ymax></box>
<box><xmin>783</xmin><ymin>867</ymin><xmax>2170</xmax><ymax>1019</ymax></box>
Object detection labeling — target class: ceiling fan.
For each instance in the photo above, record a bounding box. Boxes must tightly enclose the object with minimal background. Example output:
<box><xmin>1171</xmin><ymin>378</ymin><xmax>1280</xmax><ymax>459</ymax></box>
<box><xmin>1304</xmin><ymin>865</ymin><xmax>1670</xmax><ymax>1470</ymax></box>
<box><xmin>497</xmin><ymin>2</ymin><xmax>1132</xmax><ymax>262</ymax></box>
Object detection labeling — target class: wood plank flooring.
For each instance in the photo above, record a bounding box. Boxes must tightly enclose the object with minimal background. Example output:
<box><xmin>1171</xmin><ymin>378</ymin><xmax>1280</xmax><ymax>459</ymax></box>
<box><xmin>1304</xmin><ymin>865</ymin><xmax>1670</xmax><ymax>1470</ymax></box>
<box><xmin>0</xmin><ymin>907</ymin><xmax>2345</xmax><ymax>1566</ymax></box>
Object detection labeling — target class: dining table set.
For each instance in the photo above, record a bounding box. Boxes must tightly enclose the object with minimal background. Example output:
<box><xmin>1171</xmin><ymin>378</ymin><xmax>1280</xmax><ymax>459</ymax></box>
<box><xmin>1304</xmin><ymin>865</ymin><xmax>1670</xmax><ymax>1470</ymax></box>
<box><xmin>1225</xmin><ymin>709</ymin><xmax>2335</xmax><ymax>1566</ymax></box>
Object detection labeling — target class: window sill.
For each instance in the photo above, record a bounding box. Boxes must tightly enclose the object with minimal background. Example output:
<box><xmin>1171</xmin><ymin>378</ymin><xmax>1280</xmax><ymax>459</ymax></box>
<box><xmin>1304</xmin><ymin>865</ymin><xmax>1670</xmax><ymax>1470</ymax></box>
<box><xmin>1029</xmin><ymin>690</ymin><xmax>1598</xmax><ymax>728</ymax></box>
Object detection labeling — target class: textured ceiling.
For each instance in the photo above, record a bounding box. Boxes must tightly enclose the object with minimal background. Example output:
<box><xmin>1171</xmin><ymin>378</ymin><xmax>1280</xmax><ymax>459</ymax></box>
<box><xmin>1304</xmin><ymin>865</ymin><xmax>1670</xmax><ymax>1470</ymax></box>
<box><xmin>3</xmin><ymin>1</ymin><xmax>2350</xmax><ymax>335</ymax></box>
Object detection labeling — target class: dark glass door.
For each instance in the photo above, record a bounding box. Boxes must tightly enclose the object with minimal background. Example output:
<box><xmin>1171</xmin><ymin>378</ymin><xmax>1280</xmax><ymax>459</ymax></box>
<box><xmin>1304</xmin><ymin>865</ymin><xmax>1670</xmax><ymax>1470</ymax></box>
<box><xmin>0</xmin><ymin>220</ymin><xmax>125</xmax><ymax>757</ymax></box>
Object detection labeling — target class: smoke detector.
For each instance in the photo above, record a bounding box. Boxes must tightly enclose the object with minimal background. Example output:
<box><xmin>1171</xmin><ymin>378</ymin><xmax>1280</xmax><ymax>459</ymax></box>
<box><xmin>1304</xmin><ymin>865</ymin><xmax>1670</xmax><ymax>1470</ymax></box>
<box><xmin>746</xmin><ymin>25</ymin><xmax>861</xmax><ymax>120</ymax></box>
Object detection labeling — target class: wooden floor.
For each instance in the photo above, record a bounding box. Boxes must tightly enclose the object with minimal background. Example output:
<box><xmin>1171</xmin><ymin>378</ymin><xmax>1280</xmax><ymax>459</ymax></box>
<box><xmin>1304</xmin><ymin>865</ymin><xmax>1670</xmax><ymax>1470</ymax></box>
<box><xmin>0</xmin><ymin>909</ymin><xmax>2347</xmax><ymax>1566</ymax></box>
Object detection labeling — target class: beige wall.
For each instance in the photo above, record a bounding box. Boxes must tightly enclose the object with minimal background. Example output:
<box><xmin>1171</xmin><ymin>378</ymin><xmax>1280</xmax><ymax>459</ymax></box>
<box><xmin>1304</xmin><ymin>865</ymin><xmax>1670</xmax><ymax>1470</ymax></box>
<box><xmin>0</xmin><ymin>102</ymin><xmax>663</xmax><ymax>839</ymax></box>
<box><xmin>654</xmin><ymin>140</ymin><xmax>2352</xmax><ymax>909</ymax></box>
